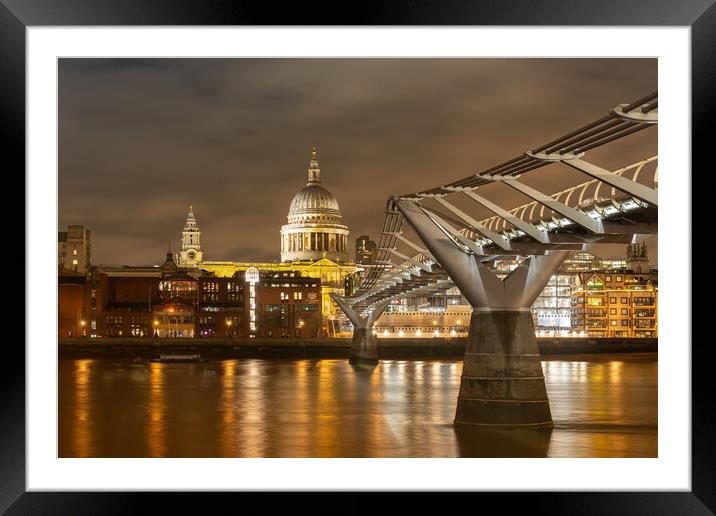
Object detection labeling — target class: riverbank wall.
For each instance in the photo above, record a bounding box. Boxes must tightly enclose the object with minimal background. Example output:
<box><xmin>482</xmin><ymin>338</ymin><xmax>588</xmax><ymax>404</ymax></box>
<box><xmin>58</xmin><ymin>337</ymin><xmax>657</xmax><ymax>359</ymax></box>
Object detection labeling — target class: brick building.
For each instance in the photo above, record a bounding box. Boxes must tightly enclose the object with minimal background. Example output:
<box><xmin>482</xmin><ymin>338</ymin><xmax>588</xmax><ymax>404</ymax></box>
<box><xmin>59</xmin><ymin>251</ymin><xmax>322</xmax><ymax>339</ymax></box>
<box><xmin>58</xmin><ymin>270</ymin><xmax>89</xmax><ymax>337</ymax></box>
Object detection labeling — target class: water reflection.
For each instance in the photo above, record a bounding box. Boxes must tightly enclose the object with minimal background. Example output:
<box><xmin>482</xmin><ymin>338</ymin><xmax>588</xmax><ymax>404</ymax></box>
<box><xmin>146</xmin><ymin>362</ymin><xmax>166</xmax><ymax>457</ymax></box>
<box><xmin>72</xmin><ymin>359</ymin><xmax>94</xmax><ymax>457</ymax></box>
<box><xmin>58</xmin><ymin>354</ymin><xmax>657</xmax><ymax>458</ymax></box>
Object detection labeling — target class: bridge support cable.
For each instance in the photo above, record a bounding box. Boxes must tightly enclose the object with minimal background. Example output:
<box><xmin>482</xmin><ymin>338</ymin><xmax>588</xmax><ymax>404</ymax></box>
<box><xmin>331</xmin><ymin>295</ymin><xmax>390</xmax><ymax>365</ymax></box>
<box><xmin>396</xmin><ymin>198</ymin><xmax>571</xmax><ymax>427</ymax></box>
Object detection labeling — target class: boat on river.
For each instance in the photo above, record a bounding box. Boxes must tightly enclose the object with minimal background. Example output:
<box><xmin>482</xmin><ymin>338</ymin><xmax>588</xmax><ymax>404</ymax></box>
<box><xmin>151</xmin><ymin>353</ymin><xmax>207</xmax><ymax>363</ymax></box>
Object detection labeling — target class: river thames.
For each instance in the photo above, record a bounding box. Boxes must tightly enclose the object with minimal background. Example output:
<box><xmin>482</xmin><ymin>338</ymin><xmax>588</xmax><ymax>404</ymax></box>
<box><xmin>58</xmin><ymin>353</ymin><xmax>657</xmax><ymax>458</ymax></box>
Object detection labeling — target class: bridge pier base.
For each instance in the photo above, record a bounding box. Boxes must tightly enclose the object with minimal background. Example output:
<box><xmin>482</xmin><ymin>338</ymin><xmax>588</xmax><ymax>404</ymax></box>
<box><xmin>349</xmin><ymin>327</ymin><xmax>379</xmax><ymax>365</ymax></box>
<box><xmin>331</xmin><ymin>296</ymin><xmax>390</xmax><ymax>364</ymax></box>
<box><xmin>456</xmin><ymin>309</ymin><xmax>551</xmax><ymax>428</ymax></box>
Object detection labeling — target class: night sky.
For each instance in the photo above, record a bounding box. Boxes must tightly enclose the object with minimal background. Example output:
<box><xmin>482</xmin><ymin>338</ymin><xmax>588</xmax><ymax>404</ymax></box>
<box><xmin>59</xmin><ymin>58</ymin><xmax>658</xmax><ymax>266</ymax></box>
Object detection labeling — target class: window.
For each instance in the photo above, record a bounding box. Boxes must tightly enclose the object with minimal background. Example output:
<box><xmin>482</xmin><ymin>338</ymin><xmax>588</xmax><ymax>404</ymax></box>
<box><xmin>293</xmin><ymin>292</ymin><xmax>302</xmax><ymax>300</ymax></box>
<box><xmin>621</xmin><ymin>297</ymin><xmax>629</xmax><ymax>304</ymax></box>
<box><xmin>72</xmin><ymin>259</ymin><xmax>78</xmax><ymax>265</ymax></box>
<box><xmin>72</xmin><ymin>249</ymin><xmax>78</xmax><ymax>256</ymax></box>
<box><xmin>616</xmin><ymin>276</ymin><xmax>623</xmax><ymax>282</ymax></box>
<box><xmin>610</xmin><ymin>308</ymin><xmax>617</xmax><ymax>315</ymax></box>
<box><xmin>621</xmin><ymin>308</ymin><xmax>629</xmax><ymax>315</ymax></box>
<box><xmin>610</xmin><ymin>320</ymin><xmax>617</xmax><ymax>326</ymax></box>
<box><xmin>622</xmin><ymin>320</ymin><xmax>630</xmax><ymax>327</ymax></box>
<box><xmin>605</xmin><ymin>276</ymin><xmax>611</xmax><ymax>281</ymax></box>
<box><xmin>609</xmin><ymin>297</ymin><xmax>617</xmax><ymax>304</ymax></box>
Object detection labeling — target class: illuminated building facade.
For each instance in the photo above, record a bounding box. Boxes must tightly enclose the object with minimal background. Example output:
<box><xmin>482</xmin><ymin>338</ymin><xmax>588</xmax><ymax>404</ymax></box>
<box><xmin>60</xmin><ymin>251</ymin><xmax>322</xmax><ymax>338</ymax></box>
<box><xmin>559</xmin><ymin>252</ymin><xmax>603</xmax><ymax>273</ymax></box>
<box><xmin>177</xmin><ymin>205</ymin><xmax>203</xmax><ymax>267</ymax></box>
<box><xmin>371</xmin><ymin>247</ymin><xmax>657</xmax><ymax>339</ymax></box>
<box><xmin>374</xmin><ymin>306</ymin><xmax>471</xmax><ymax>338</ymax></box>
<box><xmin>531</xmin><ymin>274</ymin><xmax>575</xmax><ymax>334</ymax></box>
<box><xmin>570</xmin><ymin>271</ymin><xmax>658</xmax><ymax>338</ymax></box>
<box><xmin>197</xmin><ymin>259</ymin><xmax>354</xmax><ymax>336</ymax></box>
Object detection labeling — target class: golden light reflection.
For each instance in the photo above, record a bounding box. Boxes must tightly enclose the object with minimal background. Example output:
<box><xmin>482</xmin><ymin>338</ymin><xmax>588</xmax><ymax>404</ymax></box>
<box><xmin>146</xmin><ymin>362</ymin><xmax>167</xmax><ymax>457</ymax></box>
<box><xmin>315</xmin><ymin>360</ymin><xmax>339</xmax><ymax>456</ymax></box>
<box><xmin>237</xmin><ymin>360</ymin><xmax>267</xmax><ymax>457</ymax></box>
<box><xmin>220</xmin><ymin>360</ymin><xmax>238</xmax><ymax>456</ymax></box>
<box><xmin>72</xmin><ymin>359</ymin><xmax>94</xmax><ymax>457</ymax></box>
<box><xmin>609</xmin><ymin>360</ymin><xmax>624</xmax><ymax>384</ymax></box>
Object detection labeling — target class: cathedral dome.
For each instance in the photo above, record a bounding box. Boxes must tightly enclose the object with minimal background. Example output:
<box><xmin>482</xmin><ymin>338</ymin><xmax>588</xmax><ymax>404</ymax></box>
<box><xmin>280</xmin><ymin>146</ymin><xmax>350</xmax><ymax>263</ymax></box>
<box><xmin>288</xmin><ymin>184</ymin><xmax>341</xmax><ymax>218</ymax></box>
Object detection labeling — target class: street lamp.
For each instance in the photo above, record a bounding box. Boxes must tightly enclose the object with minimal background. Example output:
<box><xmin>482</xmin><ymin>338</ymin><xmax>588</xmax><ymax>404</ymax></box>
<box><xmin>80</xmin><ymin>319</ymin><xmax>86</xmax><ymax>337</ymax></box>
<box><xmin>226</xmin><ymin>319</ymin><xmax>232</xmax><ymax>339</ymax></box>
<box><xmin>153</xmin><ymin>319</ymin><xmax>159</xmax><ymax>338</ymax></box>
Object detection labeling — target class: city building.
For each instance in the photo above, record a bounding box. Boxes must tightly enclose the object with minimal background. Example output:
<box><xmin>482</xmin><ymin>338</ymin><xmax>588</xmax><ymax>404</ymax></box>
<box><xmin>355</xmin><ymin>235</ymin><xmax>377</xmax><ymax>265</ymax></box>
<box><xmin>61</xmin><ymin>249</ymin><xmax>322</xmax><ymax>339</ymax></box>
<box><xmin>58</xmin><ymin>225</ymin><xmax>91</xmax><ymax>272</ymax></box>
<box><xmin>58</xmin><ymin>269</ymin><xmax>89</xmax><ymax>337</ymax></box>
<box><xmin>601</xmin><ymin>256</ymin><xmax>628</xmax><ymax>270</ymax></box>
<box><xmin>371</xmin><ymin>245</ymin><xmax>657</xmax><ymax>338</ymax></box>
<box><xmin>626</xmin><ymin>241</ymin><xmax>649</xmax><ymax>273</ymax></box>
<box><xmin>570</xmin><ymin>270</ymin><xmax>658</xmax><ymax>338</ymax></box>
<box><xmin>177</xmin><ymin>205</ymin><xmax>203</xmax><ymax>267</ymax></box>
<box><xmin>559</xmin><ymin>252</ymin><xmax>603</xmax><ymax>272</ymax></box>
<box><xmin>531</xmin><ymin>273</ymin><xmax>575</xmax><ymax>334</ymax></box>
<box><xmin>374</xmin><ymin>305</ymin><xmax>472</xmax><ymax>338</ymax></box>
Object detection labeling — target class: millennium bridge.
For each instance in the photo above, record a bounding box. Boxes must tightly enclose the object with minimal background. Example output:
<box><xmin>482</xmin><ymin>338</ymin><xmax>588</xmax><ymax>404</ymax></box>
<box><xmin>332</xmin><ymin>91</ymin><xmax>658</xmax><ymax>429</ymax></box>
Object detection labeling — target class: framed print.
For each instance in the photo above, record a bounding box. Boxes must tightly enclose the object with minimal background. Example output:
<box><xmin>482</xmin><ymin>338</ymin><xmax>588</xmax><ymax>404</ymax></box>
<box><xmin>4</xmin><ymin>0</ymin><xmax>709</xmax><ymax>513</ymax></box>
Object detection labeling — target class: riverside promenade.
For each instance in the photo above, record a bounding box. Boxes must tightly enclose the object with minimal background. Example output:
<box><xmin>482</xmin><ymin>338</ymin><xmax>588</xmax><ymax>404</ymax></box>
<box><xmin>59</xmin><ymin>337</ymin><xmax>657</xmax><ymax>359</ymax></box>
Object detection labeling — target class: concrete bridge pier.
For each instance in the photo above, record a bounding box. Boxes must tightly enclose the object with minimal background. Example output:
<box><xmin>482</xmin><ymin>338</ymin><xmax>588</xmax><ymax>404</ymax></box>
<box><xmin>395</xmin><ymin>199</ymin><xmax>570</xmax><ymax>427</ymax></box>
<box><xmin>331</xmin><ymin>296</ymin><xmax>390</xmax><ymax>365</ymax></box>
<box><xmin>457</xmin><ymin>307</ymin><xmax>553</xmax><ymax>427</ymax></box>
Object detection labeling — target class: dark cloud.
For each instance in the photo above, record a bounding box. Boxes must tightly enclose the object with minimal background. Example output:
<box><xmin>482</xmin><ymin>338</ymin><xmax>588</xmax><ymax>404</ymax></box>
<box><xmin>59</xmin><ymin>58</ymin><xmax>658</xmax><ymax>265</ymax></box>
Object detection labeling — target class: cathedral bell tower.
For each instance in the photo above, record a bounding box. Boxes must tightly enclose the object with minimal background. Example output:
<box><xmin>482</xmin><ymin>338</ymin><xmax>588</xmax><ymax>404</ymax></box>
<box><xmin>178</xmin><ymin>205</ymin><xmax>203</xmax><ymax>266</ymax></box>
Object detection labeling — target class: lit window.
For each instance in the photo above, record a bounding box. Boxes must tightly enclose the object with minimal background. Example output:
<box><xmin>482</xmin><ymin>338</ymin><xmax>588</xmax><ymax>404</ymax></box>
<box><xmin>72</xmin><ymin>259</ymin><xmax>78</xmax><ymax>265</ymax></box>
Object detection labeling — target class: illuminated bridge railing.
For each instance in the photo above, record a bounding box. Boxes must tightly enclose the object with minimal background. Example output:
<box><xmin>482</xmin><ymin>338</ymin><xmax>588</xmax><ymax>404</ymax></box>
<box><xmin>471</xmin><ymin>156</ymin><xmax>658</xmax><ymax>243</ymax></box>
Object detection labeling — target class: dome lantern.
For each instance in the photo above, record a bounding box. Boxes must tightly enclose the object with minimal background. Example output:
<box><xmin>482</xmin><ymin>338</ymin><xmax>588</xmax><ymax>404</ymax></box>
<box><xmin>307</xmin><ymin>145</ymin><xmax>321</xmax><ymax>185</ymax></box>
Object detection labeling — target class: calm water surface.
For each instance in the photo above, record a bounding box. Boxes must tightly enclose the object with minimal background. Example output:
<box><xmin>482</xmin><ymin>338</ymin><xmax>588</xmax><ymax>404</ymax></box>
<box><xmin>59</xmin><ymin>354</ymin><xmax>657</xmax><ymax>458</ymax></box>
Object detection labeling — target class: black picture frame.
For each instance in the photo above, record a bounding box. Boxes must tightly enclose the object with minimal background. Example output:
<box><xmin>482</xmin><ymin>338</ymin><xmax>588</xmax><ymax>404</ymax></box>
<box><xmin>4</xmin><ymin>1</ymin><xmax>706</xmax><ymax>513</ymax></box>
